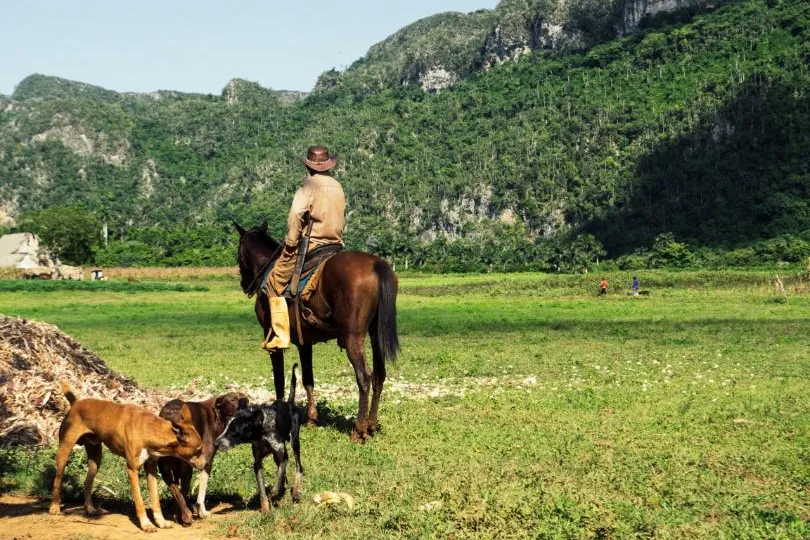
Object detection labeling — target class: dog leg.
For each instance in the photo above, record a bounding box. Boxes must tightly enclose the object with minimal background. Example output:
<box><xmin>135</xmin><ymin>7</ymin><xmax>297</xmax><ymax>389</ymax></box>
<box><xmin>49</xmin><ymin>425</ymin><xmax>84</xmax><ymax>515</ymax></box>
<box><xmin>252</xmin><ymin>442</ymin><xmax>270</xmax><ymax>514</ymax></box>
<box><xmin>126</xmin><ymin>464</ymin><xmax>156</xmax><ymax>532</ymax></box>
<box><xmin>179</xmin><ymin>461</ymin><xmax>193</xmax><ymax>525</ymax></box>
<box><xmin>269</xmin><ymin>447</ymin><xmax>287</xmax><ymax>500</ymax></box>
<box><xmin>290</xmin><ymin>411</ymin><xmax>304</xmax><ymax>503</ymax></box>
<box><xmin>159</xmin><ymin>457</ymin><xmax>192</xmax><ymax>526</ymax></box>
<box><xmin>145</xmin><ymin>459</ymin><xmax>172</xmax><ymax>529</ymax></box>
<box><xmin>196</xmin><ymin>467</ymin><xmax>212</xmax><ymax>518</ymax></box>
<box><xmin>168</xmin><ymin>481</ymin><xmax>192</xmax><ymax>526</ymax></box>
<box><xmin>83</xmin><ymin>442</ymin><xmax>103</xmax><ymax>516</ymax></box>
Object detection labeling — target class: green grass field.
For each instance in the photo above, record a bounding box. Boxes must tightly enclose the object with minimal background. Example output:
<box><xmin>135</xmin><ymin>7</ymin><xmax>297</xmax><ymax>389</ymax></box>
<box><xmin>1</xmin><ymin>270</ymin><xmax>809</xmax><ymax>538</ymax></box>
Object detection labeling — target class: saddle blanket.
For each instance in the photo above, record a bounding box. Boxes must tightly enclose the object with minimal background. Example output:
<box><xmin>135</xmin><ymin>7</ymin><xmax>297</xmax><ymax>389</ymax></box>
<box><xmin>260</xmin><ymin>244</ymin><xmax>341</xmax><ymax>300</ymax></box>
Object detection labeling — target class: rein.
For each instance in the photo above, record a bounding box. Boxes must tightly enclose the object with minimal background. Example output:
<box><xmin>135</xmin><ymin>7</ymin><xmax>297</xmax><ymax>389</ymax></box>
<box><xmin>243</xmin><ymin>243</ymin><xmax>282</xmax><ymax>298</ymax></box>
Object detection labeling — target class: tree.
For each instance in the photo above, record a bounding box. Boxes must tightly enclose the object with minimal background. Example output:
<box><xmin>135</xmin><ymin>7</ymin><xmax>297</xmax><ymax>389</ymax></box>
<box><xmin>19</xmin><ymin>206</ymin><xmax>101</xmax><ymax>265</ymax></box>
<box><xmin>649</xmin><ymin>232</ymin><xmax>695</xmax><ymax>268</ymax></box>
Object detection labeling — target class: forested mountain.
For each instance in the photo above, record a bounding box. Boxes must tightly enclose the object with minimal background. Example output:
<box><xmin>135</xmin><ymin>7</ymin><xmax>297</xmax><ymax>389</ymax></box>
<box><xmin>1</xmin><ymin>0</ymin><xmax>809</xmax><ymax>269</ymax></box>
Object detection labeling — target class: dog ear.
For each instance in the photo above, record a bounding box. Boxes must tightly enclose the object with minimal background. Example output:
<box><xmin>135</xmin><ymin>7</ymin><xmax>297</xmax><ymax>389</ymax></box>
<box><xmin>171</xmin><ymin>424</ymin><xmax>190</xmax><ymax>444</ymax></box>
<box><xmin>259</xmin><ymin>220</ymin><xmax>268</xmax><ymax>233</ymax></box>
<box><xmin>180</xmin><ymin>404</ymin><xmax>194</xmax><ymax>423</ymax></box>
<box><xmin>233</xmin><ymin>221</ymin><xmax>246</xmax><ymax>236</ymax></box>
<box><xmin>238</xmin><ymin>397</ymin><xmax>249</xmax><ymax>410</ymax></box>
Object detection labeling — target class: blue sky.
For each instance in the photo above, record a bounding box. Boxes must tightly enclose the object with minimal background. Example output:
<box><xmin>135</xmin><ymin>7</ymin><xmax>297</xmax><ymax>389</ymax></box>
<box><xmin>2</xmin><ymin>0</ymin><xmax>499</xmax><ymax>96</ymax></box>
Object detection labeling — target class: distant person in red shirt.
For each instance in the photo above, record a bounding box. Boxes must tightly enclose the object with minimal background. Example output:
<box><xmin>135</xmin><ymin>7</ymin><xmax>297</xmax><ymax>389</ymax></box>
<box><xmin>598</xmin><ymin>278</ymin><xmax>608</xmax><ymax>297</ymax></box>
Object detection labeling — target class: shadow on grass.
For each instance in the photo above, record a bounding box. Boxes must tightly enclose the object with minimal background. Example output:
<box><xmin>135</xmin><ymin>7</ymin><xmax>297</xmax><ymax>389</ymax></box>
<box><xmin>313</xmin><ymin>402</ymin><xmax>355</xmax><ymax>435</ymax></box>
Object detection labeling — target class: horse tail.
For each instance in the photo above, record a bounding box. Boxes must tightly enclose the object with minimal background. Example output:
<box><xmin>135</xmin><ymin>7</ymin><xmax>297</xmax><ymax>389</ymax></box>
<box><xmin>373</xmin><ymin>259</ymin><xmax>400</xmax><ymax>364</ymax></box>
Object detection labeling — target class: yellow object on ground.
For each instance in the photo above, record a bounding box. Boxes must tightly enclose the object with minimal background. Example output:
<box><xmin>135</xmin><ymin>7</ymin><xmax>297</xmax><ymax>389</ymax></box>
<box><xmin>313</xmin><ymin>491</ymin><xmax>355</xmax><ymax>510</ymax></box>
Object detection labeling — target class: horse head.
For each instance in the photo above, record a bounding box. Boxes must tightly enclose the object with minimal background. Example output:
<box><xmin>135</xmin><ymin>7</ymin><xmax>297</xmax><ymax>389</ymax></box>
<box><xmin>233</xmin><ymin>220</ymin><xmax>281</xmax><ymax>296</ymax></box>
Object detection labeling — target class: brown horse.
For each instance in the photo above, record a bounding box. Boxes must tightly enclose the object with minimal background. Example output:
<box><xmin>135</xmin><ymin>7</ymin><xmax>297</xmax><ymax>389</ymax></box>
<box><xmin>233</xmin><ymin>221</ymin><xmax>399</xmax><ymax>442</ymax></box>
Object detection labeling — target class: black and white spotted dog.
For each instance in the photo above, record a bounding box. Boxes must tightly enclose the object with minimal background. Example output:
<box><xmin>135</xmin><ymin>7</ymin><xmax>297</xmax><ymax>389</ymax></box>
<box><xmin>214</xmin><ymin>364</ymin><xmax>303</xmax><ymax>513</ymax></box>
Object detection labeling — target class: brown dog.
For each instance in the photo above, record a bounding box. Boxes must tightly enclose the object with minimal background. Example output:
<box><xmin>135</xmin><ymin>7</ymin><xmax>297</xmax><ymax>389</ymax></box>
<box><xmin>157</xmin><ymin>392</ymin><xmax>247</xmax><ymax>526</ymax></box>
<box><xmin>49</xmin><ymin>381</ymin><xmax>206</xmax><ymax>532</ymax></box>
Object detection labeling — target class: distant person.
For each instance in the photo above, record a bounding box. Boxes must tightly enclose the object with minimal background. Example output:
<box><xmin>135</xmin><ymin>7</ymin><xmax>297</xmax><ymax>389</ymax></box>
<box><xmin>632</xmin><ymin>276</ymin><xmax>639</xmax><ymax>296</ymax></box>
<box><xmin>598</xmin><ymin>278</ymin><xmax>608</xmax><ymax>298</ymax></box>
<box><xmin>262</xmin><ymin>146</ymin><xmax>345</xmax><ymax>352</ymax></box>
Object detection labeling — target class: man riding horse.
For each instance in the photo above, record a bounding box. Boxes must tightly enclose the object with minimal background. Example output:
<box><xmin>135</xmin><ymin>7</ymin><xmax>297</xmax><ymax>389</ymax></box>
<box><xmin>262</xmin><ymin>145</ymin><xmax>345</xmax><ymax>352</ymax></box>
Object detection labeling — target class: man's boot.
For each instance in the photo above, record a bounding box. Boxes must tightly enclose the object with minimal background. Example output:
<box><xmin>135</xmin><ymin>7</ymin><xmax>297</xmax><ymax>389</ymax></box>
<box><xmin>262</xmin><ymin>297</ymin><xmax>291</xmax><ymax>351</ymax></box>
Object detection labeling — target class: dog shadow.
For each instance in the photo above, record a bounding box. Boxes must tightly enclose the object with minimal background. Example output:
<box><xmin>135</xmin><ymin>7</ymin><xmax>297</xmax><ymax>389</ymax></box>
<box><xmin>0</xmin><ymin>499</ymin><xmax>48</xmax><ymax>519</ymax></box>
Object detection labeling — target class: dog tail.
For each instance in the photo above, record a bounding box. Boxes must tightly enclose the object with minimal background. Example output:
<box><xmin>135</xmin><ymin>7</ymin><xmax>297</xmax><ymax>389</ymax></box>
<box><xmin>59</xmin><ymin>380</ymin><xmax>79</xmax><ymax>406</ymax></box>
<box><xmin>288</xmin><ymin>363</ymin><xmax>300</xmax><ymax>407</ymax></box>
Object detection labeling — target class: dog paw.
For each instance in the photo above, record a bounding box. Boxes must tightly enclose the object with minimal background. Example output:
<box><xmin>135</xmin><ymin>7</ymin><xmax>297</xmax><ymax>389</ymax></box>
<box><xmin>48</xmin><ymin>505</ymin><xmax>61</xmax><ymax>515</ymax></box>
<box><xmin>141</xmin><ymin>522</ymin><xmax>158</xmax><ymax>533</ymax></box>
<box><xmin>180</xmin><ymin>509</ymin><xmax>194</xmax><ymax>526</ymax></box>
<box><xmin>350</xmin><ymin>430</ymin><xmax>367</xmax><ymax>444</ymax></box>
<box><xmin>260</xmin><ymin>502</ymin><xmax>271</xmax><ymax>514</ymax></box>
<box><xmin>84</xmin><ymin>506</ymin><xmax>102</xmax><ymax>517</ymax></box>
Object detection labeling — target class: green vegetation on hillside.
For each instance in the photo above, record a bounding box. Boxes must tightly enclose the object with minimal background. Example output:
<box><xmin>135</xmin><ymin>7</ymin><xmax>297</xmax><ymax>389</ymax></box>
<box><xmin>1</xmin><ymin>0</ymin><xmax>809</xmax><ymax>270</ymax></box>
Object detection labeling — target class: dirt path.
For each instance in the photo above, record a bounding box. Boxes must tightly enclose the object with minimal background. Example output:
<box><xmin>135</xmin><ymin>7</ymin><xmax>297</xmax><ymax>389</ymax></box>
<box><xmin>0</xmin><ymin>495</ymin><xmax>235</xmax><ymax>539</ymax></box>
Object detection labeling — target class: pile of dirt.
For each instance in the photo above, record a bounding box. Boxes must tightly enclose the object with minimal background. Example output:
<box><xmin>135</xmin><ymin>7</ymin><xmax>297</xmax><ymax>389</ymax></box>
<box><xmin>0</xmin><ymin>314</ymin><xmax>162</xmax><ymax>446</ymax></box>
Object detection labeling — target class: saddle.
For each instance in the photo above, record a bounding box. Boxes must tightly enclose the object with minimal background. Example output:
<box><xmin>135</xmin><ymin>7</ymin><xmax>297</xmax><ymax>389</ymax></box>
<box><xmin>282</xmin><ymin>244</ymin><xmax>342</xmax><ymax>300</ymax></box>
<box><xmin>287</xmin><ymin>243</ymin><xmax>342</xmax><ymax>341</ymax></box>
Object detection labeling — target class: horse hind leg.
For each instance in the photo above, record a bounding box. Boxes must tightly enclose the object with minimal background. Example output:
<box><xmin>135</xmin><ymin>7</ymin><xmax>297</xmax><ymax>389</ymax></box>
<box><xmin>345</xmin><ymin>333</ymin><xmax>371</xmax><ymax>442</ymax></box>
<box><xmin>367</xmin><ymin>329</ymin><xmax>386</xmax><ymax>436</ymax></box>
<box><xmin>298</xmin><ymin>344</ymin><xmax>317</xmax><ymax>426</ymax></box>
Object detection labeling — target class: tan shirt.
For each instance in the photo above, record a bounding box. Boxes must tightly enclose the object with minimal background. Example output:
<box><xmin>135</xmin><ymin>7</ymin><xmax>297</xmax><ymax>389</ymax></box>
<box><xmin>284</xmin><ymin>173</ymin><xmax>345</xmax><ymax>249</ymax></box>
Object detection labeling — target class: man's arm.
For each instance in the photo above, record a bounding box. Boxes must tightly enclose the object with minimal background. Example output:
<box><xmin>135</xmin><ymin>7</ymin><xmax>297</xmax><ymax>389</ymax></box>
<box><xmin>284</xmin><ymin>185</ymin><xmax>313</xmax><ymax>247</ymax></box>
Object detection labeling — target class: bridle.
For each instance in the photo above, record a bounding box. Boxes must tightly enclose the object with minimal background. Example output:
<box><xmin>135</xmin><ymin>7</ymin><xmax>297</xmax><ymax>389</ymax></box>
<box><xmin>240</xmin><ymin>234</ymin><xmax>282</xmax><ymax>298</ymax></box>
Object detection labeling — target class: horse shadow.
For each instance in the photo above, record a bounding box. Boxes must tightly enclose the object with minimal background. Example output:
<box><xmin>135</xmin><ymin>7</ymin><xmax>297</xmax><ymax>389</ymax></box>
<box><xmin>310</xmin><ymin>402</ymin><xmax>356</xmax><ymax>435</ymax></box>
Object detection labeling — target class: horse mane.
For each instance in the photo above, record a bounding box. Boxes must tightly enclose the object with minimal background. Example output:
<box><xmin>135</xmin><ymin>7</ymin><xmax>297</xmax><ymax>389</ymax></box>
<box><xmin>237</xmin><ymin>226</ymin><xmax>282</xmax><ymax>297</ymax></box>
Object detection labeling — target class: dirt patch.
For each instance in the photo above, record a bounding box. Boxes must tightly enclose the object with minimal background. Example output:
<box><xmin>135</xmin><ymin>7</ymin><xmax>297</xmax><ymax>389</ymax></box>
<box><xmin>0</xmin><ymin>495</ymin><xmax>235</xmax><ymax>539</ymax></box>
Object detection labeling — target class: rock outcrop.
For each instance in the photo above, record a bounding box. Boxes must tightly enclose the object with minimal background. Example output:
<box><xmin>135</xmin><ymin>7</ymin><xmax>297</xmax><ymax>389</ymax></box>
<box><xmin>321</xmin><ymin>0</ymin><xmax>723</xmax><ymax>93</ymax></box>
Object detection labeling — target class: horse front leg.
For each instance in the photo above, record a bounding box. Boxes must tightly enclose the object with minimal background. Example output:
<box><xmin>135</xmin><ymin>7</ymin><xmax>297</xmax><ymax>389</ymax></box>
<box><xmin>258</xmin><ymin>295</ymin><xmax>286</xmax><ymax>401</ymax></box>
<box><xmin>297</xmin><ymin>344</ymin><xmax>317</xmax><ymax>426</ymax></box>
<box><xmin>345</xmin><ymin>334</ymin><xmax>371</xmax><ymax>443</ymax></box>
<box><xmin>269</xmin><ymin>350</ymin><xmax>285</xmax><ymax>402</ymax></box>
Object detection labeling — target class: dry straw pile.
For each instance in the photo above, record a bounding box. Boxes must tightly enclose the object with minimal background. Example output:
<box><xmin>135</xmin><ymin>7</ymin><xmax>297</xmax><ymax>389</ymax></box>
<box><xmin>0</xmin><ymin>314</ymin><xmax>162</xmax><ymax>446</ymax></box>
